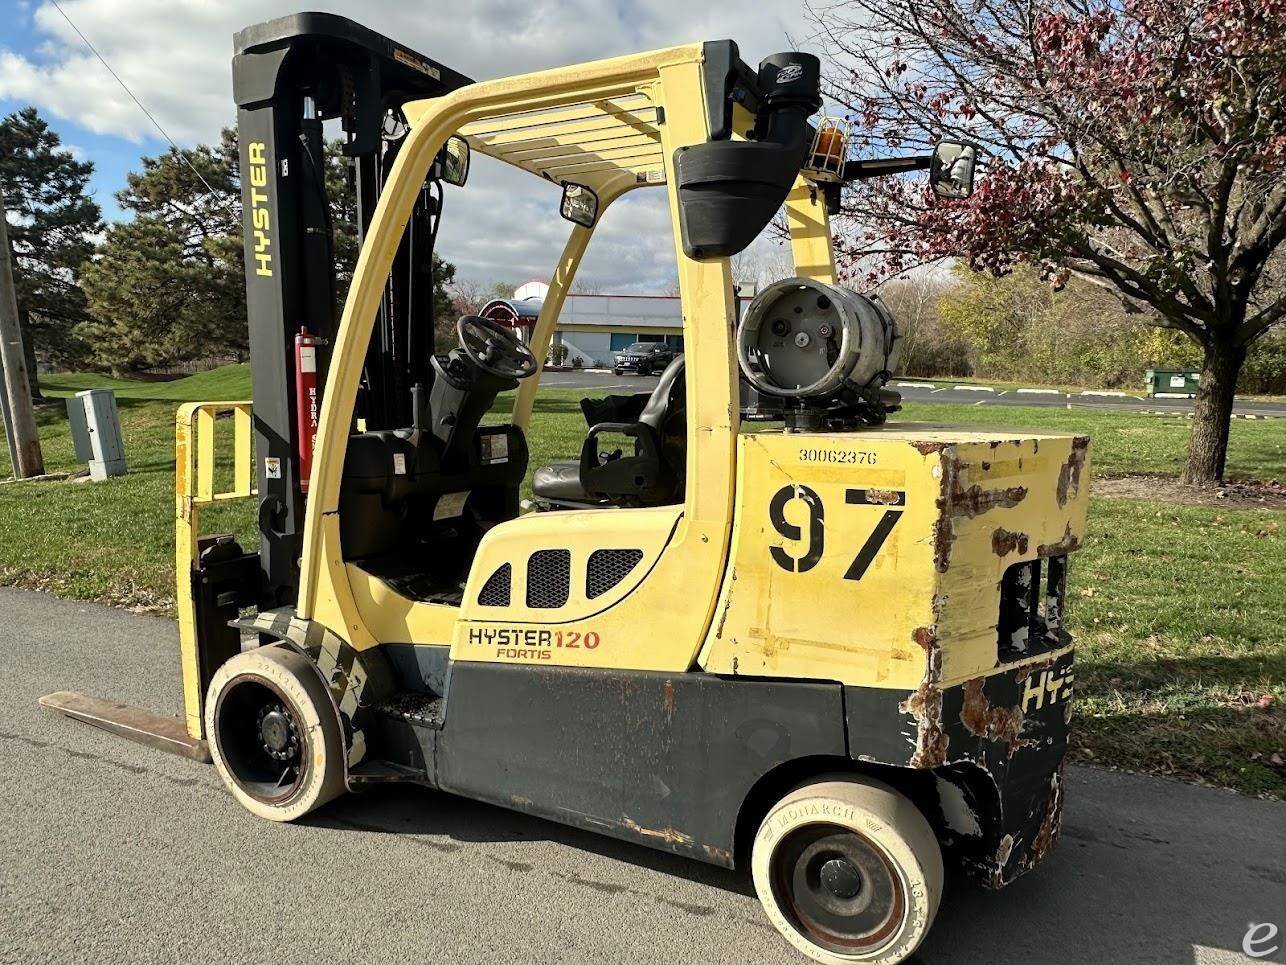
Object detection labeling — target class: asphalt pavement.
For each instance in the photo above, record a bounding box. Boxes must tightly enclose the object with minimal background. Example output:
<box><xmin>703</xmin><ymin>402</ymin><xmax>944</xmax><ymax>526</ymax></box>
<box><xmin>542</xmin><ymin>370</ymin><xmax>1286</xmax><ymax>419</ymax></box>
<box><xmin>1</xmin><ymin>586</ymin><xmax>1283</xmax><ymax>964</ymax></box>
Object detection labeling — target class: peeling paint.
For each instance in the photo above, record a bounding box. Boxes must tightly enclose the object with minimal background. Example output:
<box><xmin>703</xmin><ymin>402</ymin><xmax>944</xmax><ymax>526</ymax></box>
<box><xmin>865</xmin><ymin>488</ymin><xmax>903</xmax><ymax>505</ymax></box>
<box><xmin>703</xmin><ymin>844</ymin><xmax>734</xmax><ymax>864</ymax></box>
<box><xmin>937</xmin><ymin>776</ymin><xmax>983</xmax><ymax>838</ymax></box>
<box><xmin>934</xmin><ymin>451</ymin><xmax>1028</xmax><ymax>573</ymax></box>
<box><xmin>933</xmin><ymin>515</ymin><xmax>956</xmax><ymax>574</ymax></box>
<box><xmin>622</xmin><ymin>817</ymin><xmax>694</xmax><ymax>846</ymax></box>
<box><xmin>961</xmin><ymin>678</ymin><xmax>1035</xmax><ymax>755</ymax></box>
<box><xmin>948</xmin><ymin>482</ymin><xmax>1029</xmax><ymax>518</ymax></box>
<box><xmin>1056</xmin><ymin>436</ymin><xmax>1090</xmax><ymax>508</ymax></box>
<box><xmin>714</xmin><ymin>568</ymin><xmax>736</xmax><ymax>639</ymax></box>
<box><xmin>1014</xmin><ymin>654</ymin><xmax>1061</xmax><ymax>683</ymax></box>
<box><xmin>912</xmin><ymin>440</ymin><xmax>950</xmax><ymax>456</ymax></box>
<box><xmin>1037</xmin><ymin>522</ymin><xmax>1082</xmax><ymax>557</ymax></box>
<box><xmin>990</xmin><ymin>833</ymin><xmax>1016</xmax><ymax>888</ymax></box>
<box><xmin>900</xmin><ymin>684</ymin><xmax>948</xmax><ymax>768</ymax></box>
<box><xmin>991</xmin><ymin>527</ymin><xmax>1030</xmax><ymax>557</ymax></box>
<box><xmin>1025</xmin><ymin>768</ymin><xmax>1064</xmax><ymax>870</ymax></box>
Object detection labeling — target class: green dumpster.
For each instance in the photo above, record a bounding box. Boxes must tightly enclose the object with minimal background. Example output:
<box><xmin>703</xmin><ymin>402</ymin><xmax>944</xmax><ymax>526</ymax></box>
<box><xmin>1145</xmin><ymin>368</ymin><xmax>1201</xmax><ymax>397</ymax></box>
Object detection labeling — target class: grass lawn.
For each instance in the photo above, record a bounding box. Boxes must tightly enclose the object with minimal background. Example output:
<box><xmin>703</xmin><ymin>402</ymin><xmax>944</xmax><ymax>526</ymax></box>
<box><xmin>1</xmin><ymin>366</ymin><xmax>1282</xmax><ymax>797</ymax></box>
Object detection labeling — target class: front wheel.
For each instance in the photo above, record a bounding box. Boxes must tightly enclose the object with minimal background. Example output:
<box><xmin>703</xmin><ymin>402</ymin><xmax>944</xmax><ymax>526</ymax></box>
<box><xmin>206</xmin><ymin>646</ymin><xmax>347</xmax><ymax>822</ymax></box>
<box><xmin>752</xmin><ymin>777</ymin><xmax>943</xmax><ymax>964</ymax></box>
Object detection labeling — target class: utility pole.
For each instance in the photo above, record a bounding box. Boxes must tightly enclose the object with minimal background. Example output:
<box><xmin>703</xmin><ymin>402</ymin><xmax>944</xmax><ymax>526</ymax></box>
<box><xmin>0</xmin><ymin>356</ymin><xmax>18</xmax><ymax>477</ymax></box>
<box><xmin>0</xmin><ymin>182</ymin><xmax>44</xmax><ymax>478</ymax></box>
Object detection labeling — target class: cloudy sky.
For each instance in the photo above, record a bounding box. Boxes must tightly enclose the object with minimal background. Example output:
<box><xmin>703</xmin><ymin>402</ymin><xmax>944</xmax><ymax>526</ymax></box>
<box><xmin>0</xmin><ymin>0</ymin><xmax>819</xmax><ymax>292</ymax></box>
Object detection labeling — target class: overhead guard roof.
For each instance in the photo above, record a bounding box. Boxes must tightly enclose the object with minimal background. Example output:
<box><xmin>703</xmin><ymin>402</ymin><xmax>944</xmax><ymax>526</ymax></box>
<box><xmin>459</xmin><ymin>92</ymin><xmax>668</xmax><ymax>194</ymax></box>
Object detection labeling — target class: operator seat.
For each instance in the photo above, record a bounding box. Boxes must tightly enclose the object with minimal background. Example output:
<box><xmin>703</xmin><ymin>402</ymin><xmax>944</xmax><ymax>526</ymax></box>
<box><xmin>533</xmin><ymin>356</ymin><xmax>686</xmax><ymax>508</ymax></box>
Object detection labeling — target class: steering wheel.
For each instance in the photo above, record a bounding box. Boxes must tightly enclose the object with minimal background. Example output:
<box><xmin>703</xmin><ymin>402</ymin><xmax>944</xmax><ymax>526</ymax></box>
<box><xmin>456</xmin><ymin>315</ymin><xmax>539</xmax><ymax>380</ymax></box>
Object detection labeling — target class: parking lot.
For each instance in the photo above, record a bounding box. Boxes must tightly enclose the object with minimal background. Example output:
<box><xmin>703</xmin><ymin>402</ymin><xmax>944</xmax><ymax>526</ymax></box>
<box><xmin>3</xmin><ymin>587</ymin><xmax>1281</xmax><ymax>965</ymax></box>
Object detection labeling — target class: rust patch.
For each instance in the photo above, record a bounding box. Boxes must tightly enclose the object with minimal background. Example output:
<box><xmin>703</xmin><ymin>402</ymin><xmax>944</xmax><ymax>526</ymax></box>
<box><xmin>1056</xmin><ymin>436</ymin><xmax>1090</xmax><ymax>508</ymax></box>
<box><xmin>947</xmin><ymin>482</ymin><xmax>1029</xmax><ymax>518</ymax></box>
<box><xmin>1026</xmin><ymin>767</ymin><xmax>1065</xmax><ymax>869</ymax></box>
<box><xmin>900</xmin><ymin>684</ymin><xmax>948</xmax><ymax>768</ymax></box>
<box><xmin>991</xmin><ymin>527</ymin><xmax>1029</xmax><ymax>557</ymax></box>
<box><xmin>933</xmin><ymin>516</ymin><xmax>956</xmax><ymax>574</ymax></box>
<box><xmin>866</xmin><ymin>488</ymin><xmax>903</xmax><ymax>505</ymax></box>
<box><xmin>934</xmin><ymin>451</ymin><xmax>1027</xmax><ymax>573</ymax></box>
<box><xmin>912</xmin><ymin>625</ymin><xmax>937</xmax><ymax>654</ymax></box>
<box><xmin>662</xmin><ymin>680</ymin><xmax>675</xmax><ymax>719</ymax></box>
<box><xmin>913</xmin><ymin>624</ymin><xmax>943</xmax><ymax>683</ymax></box>
<box><xmin>902</xmin><ymin>622</ymin><xmax>947</xmax><ymax>767</ymax></box>
<box><xmin>703</xmin><ymin>844</ymin><xmax>734</xmax><ymax>864</ymax></box>
<box><xmin>912</xmin><ymin>440</ymin><xmax>950</xmax><ymax>456</ymax></box>
<box><xmin>960</xmin><ymin>678</ymin><xmax>1034</xmax><ymax>755</ymax></box>
<box><xmin>1014</xmin><ymin>654</ymin><xmax>1060</xmax><ymax>683</ymax></box>
<box><xmin>622</xmin><ymin>818</ymin><xmax>693</xmax><ymax>846</ymax></box>
<box><xmin>1037</xmin><ymin>522</ymin><xmax>1081</xmax><ymax>557</ymax></box>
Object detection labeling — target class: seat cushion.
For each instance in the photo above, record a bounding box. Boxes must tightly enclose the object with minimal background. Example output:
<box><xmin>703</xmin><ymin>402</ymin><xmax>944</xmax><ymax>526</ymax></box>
<box><xmin>532</xmin><ymin>460</ymin><xmax>594</xmax><ymax>503</ymax></box>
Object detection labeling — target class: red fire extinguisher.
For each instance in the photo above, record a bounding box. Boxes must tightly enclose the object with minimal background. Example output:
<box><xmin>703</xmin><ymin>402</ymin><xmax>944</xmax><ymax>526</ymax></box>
<box><xmin>294</xmin><ymin>327</ymin><xmax>322</xmax><ymax>494</ymax></box>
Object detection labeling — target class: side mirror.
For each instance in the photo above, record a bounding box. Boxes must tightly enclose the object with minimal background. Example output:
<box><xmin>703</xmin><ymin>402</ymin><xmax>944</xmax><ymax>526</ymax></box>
<box><xmin>930</xmin><ymin>140</ymin><xmax>978</xmax><ymax>199</ymax></box>
<box><xmin>438</xmin><ymin>135</ymin><xmax>470</xmax><ymax>187</ymax></box>
<box><xmin>559</xmin><ymin>182</ymin><xmax>599</xmax><ymax>228</ymax></box>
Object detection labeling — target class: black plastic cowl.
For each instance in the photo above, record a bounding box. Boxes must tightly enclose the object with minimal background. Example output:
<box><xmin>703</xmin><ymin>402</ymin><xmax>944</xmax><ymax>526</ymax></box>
<box><xmin>675</xmin><ymin>51</ymin><xmax>821</xmax><ymax>260</ymax></box>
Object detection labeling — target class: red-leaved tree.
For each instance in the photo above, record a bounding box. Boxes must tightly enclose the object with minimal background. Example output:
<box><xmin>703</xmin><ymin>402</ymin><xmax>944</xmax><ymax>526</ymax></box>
<box><xmin>811</xmin><ymin>0</ymin><xmax>1285</xmax><ymax>484</ymax></box>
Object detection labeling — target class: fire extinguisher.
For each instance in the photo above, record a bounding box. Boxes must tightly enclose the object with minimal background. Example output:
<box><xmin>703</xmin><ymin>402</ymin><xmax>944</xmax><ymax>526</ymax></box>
<box><xmin>294</xmin><ymin>327</ymin><xmax>323</xmax><ymax>494</ymax></box>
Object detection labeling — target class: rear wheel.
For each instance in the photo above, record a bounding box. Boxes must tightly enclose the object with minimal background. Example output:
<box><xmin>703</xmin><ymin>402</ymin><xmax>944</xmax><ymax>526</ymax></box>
<box><xmin>206</xmin><ymin>646</ymin><xmax>346</xmax><ymax>822</ymax></box>
<box><xmin>752</xmin><ymin>778</ymin><xmax>943</xmax><ymax>964</ymax></box>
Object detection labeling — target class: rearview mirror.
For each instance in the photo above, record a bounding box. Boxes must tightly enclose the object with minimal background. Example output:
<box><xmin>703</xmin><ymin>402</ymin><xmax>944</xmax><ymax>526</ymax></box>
<box><xmin>930</xmin><ymin>140</ymin><xmax>978</xmax><ymax>199</ymax></box>
<box><xmin>559</xmin><ymin>182</ymin><xmax>599</xmax><ymax>228</ymax></box>
<box><xmin>439</xmin><ymin>135</ymin><xmax>470</xmax><ymax>187</ymax></box>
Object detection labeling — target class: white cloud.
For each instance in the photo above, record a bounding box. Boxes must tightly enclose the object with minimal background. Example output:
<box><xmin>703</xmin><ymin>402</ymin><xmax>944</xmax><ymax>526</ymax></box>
<box><xmin>1</xmin><ymin>0</ymin><xmax>811</xmax><ymax>290</ymax></box>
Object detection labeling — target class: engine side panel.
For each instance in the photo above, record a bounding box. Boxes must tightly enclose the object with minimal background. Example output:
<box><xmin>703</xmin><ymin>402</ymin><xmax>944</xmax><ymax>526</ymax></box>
<box><xmin>435</xmin><ymin>662</ymin><xmax>848</xmax><ymax>866</ymax></box>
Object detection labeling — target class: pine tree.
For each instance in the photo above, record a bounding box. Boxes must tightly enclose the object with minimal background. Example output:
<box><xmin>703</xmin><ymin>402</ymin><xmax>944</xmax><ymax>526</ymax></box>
<box><xmin>81</xmin><ymin>130</ymin><xmax>458</xmax><ymax>372</ymax></box>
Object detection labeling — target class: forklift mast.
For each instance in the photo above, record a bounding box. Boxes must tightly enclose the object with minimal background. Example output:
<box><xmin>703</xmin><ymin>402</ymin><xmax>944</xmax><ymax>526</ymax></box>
<box><xmin>232</xmin><ymin>13</ymin><xmax>472</xmax><ymax>606</ymax></box>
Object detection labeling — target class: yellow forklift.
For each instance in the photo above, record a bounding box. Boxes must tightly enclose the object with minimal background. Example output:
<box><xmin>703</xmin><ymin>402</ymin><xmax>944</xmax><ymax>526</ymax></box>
<box><xmin>42</xmin><ymin>14</ymin><xmax>1090</xmax><ymax>964</ymax></box>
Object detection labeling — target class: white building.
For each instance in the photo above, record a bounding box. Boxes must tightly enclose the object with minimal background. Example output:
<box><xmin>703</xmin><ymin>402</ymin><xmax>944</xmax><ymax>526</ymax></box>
<box><xmin>482</xmin><ymin>281</ymin><xmax>684</xmax><ymax>368</ymax></box>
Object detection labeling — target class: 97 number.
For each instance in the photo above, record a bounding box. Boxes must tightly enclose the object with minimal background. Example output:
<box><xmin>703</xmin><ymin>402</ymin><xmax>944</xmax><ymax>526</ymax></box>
<box><xmin>768</xmin><ymin>484</ymin><xmax>904</xmax><ymax>581</ymax></box>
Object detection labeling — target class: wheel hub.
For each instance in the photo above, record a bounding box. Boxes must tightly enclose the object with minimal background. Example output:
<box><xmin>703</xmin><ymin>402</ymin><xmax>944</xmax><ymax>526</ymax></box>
<box><xmin>819</xmin><ymin>857</ymin><xmax>862</xmax><ymax>900</ymax></box>
<box><xmin>257</xmin><ymin>703</ymin><xmax>298</xmax><ymax>761</ymax></box>
<box><xmin>772</xmin><ymin>824</ymin><xmax>904</xmax><ymax>954</ymax></box>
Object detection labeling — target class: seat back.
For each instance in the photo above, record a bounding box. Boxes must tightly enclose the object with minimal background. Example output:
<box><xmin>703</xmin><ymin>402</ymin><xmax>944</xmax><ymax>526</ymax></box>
<box><xmin>578</xmin><ymin>356</ymin><xmax>685</xmax><ymax>506</ymax></box>
<box><xmin>639</xmin><ymin>356</ymin><xmax>685</xmax><ymax>430</ymax></box>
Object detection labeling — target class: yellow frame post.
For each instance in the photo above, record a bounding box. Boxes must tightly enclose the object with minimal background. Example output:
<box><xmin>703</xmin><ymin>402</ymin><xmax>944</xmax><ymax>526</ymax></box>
<box><xmin>512</xmin><ymin>177</ymin><xmax>636</xmax><ymax>429</ymax></box>
<box><xmin>785</xmin><ymin>178</ymin><xmax>837</xmax><ymax>284</ymax></box>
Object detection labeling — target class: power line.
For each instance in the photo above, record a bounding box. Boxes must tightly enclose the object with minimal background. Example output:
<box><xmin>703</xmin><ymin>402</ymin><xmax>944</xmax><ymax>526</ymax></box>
<box><xmin>48</xmin><ymin>0</ymin><xmax>233</xmax><ymax>212</ymax></box>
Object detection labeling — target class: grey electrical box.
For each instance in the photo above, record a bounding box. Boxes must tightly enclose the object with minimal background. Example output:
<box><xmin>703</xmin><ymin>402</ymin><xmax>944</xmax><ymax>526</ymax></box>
<box><xmin>66</xmin><ymin>389</ymin><xmax>127</xmax><ymax>480</ymax></box>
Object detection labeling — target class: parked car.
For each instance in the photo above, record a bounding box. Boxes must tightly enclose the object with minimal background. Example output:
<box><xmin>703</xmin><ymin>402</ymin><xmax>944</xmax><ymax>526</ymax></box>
<box><xmin>612</xmin><ymin>341</ymin><xmax>676</xmax><ymax>376</ymax></box>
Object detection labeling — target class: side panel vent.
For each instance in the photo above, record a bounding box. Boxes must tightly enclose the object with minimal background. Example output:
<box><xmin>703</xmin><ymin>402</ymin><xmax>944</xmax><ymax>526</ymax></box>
<box><xmin>586</xmin><ymin>549</ymin><xmax>644</xmax><ymax>599</ymax></box>
<box><xmin>526</xmin><ymin>550</ymin><xmax>571</xmax><ymax>608</ymax></box>
<box><xmin>478</xmin><ymin>563</ymin><xmax>512</xmax><ymax>607</ymax></box>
